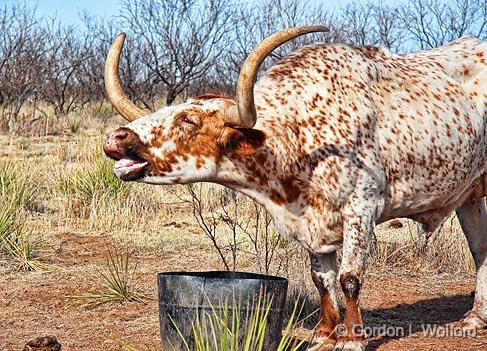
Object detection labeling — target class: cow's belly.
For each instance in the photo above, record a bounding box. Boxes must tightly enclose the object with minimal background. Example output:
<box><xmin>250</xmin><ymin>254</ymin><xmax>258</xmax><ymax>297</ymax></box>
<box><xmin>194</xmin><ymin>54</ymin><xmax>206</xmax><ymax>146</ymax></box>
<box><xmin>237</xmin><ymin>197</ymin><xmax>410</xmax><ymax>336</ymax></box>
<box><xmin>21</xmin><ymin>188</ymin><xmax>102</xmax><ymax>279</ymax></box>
<box><xmin>379</xmin><ymin>171</ymin><xmax>487</xmax><ymax>230</ymax></box>
<box><xmin>379</xmin><ymin>175</ymin><xmax>485</xmax><ymax>229</ymax></box>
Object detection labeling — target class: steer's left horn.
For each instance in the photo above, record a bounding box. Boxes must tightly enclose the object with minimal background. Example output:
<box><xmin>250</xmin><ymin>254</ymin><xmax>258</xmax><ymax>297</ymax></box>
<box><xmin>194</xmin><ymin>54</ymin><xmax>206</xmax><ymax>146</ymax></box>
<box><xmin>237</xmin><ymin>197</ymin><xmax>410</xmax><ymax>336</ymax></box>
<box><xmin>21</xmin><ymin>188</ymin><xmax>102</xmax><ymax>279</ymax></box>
<box><xmin>225</xmin><ymin>26</ymin><xmax>329</xmax><ymax>128</ymax></box>
<box><xmin>105</xmin><ymin>33</ymin><xmax>148</xmax><ymax>121</ymax></box>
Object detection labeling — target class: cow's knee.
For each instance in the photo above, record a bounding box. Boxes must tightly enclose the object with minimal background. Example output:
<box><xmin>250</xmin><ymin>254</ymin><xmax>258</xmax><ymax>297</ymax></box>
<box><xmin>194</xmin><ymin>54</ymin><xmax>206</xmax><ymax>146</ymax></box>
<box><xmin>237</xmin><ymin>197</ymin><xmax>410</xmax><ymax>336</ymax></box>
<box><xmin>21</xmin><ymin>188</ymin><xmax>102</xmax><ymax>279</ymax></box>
<box><xmin>338</xmin><ymin>272</ymin><xmax>364</xmax><ymax>345</ymax></box>
<box><xmin>340</xmin><ymin>272</ymin><xmax>361</xmax><ymax>299</ymax></box>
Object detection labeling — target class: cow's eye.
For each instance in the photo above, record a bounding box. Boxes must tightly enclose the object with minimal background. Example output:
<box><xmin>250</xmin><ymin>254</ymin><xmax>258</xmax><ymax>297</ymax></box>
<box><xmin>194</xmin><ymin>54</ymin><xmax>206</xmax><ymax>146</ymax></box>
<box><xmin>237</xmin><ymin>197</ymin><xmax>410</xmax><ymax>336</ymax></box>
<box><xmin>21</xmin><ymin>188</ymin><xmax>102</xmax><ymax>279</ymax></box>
<box><xmin>177</xmin><ymin>112</ymin><xmax>197</xmax><ymax>126</ymax></box>
<box><xmin>182</xmin><ymin>116</ymin><xmax>196</xmax><ymax>125</ymax></box>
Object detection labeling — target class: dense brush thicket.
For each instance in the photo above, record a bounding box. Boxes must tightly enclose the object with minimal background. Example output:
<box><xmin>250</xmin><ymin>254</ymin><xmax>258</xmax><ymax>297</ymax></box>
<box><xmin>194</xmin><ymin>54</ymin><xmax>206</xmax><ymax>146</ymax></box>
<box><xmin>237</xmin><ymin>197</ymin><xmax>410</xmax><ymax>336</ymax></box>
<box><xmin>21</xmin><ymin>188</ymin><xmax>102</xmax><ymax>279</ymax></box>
<box><xmin>1</xmin><ymin>0</ymin><xmax>487</xmax><ymax>133</ymax></box>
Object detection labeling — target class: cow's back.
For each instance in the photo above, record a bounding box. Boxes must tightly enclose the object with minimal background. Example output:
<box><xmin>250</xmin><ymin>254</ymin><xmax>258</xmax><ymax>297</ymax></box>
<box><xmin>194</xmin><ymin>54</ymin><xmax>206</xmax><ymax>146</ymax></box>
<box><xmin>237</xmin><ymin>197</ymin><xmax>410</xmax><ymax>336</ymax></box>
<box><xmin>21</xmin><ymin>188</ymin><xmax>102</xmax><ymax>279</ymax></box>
<box><xmin>253</xmin><ymin>37</ymin><xmax>487</xmax><ymax>220</ymax></box>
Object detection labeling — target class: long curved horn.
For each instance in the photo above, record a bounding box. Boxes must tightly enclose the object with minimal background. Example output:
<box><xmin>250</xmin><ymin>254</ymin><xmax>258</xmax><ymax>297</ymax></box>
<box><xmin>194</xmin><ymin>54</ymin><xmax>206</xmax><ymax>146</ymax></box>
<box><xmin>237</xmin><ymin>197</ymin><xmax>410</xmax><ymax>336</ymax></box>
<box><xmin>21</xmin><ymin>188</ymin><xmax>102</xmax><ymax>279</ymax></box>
<box><xmin>105</xmin><ymin>33</ymin><xmax>147</xmax><ymax>121</ymax></box>
<box><xmin>226</xmin><ymin>26</ymin><xmax>329</xmax><ymax>128</ymax></box>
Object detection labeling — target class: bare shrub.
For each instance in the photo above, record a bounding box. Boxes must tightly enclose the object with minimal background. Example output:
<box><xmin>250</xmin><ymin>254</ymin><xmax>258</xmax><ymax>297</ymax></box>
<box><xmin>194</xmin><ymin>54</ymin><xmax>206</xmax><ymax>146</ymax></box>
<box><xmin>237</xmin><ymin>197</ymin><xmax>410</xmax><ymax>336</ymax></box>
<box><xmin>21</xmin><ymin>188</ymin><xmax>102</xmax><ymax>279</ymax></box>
<box><xmin>185</xmin><ymin>184</ymin><xmax>296</xmax><ymax>275</ymax></box>
<box><xmin>0</xmin><ymin>3</ymin><xmax>49</xmax><ymax>132</ymax></box>
<box><xmin>80</xmin><ymin>13</ymin><xmax>156</xmax><ymax>110</ymax></box>
<box><xmin>120</xmin><ymin>0</ymin><xmax>234</xmax><ymax>105</ymax></box>
<box><xmin>341</xmin><ymin>2</ymin><xmax>406</xmax><ymax>52</ymax></box>
<box><xmin>399</xmin><ymin>0</ymin><xmax>487</xmax><ymax>50</ymax></box>
<box><xmin>210</xmin><ymin>0</ymin><xmax>338</xmax><ymax>91</ymax></box>
<box><xmin>37</xmin><ymin>22</ymin><xmax>92</xmax><ymax>116</ymax></box>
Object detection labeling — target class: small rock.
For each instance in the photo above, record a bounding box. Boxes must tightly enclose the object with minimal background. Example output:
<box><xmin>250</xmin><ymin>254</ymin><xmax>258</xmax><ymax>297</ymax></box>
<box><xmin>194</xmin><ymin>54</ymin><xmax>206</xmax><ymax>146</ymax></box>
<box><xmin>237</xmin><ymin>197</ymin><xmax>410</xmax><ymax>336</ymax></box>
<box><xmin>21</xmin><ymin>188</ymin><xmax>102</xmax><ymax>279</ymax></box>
<box><xmin>23</xmin><ymin>336</ymin><xmax>61</xmax><ymax>351</ymax></box>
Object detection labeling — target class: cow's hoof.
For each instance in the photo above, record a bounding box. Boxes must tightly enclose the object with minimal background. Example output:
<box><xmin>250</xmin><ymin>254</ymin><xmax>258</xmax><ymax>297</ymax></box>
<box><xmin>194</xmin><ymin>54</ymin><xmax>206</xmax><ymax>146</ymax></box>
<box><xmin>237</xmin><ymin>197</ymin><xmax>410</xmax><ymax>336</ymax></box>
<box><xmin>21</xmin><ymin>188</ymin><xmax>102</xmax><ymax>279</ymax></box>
<box><xmin>461</xmin><ymin>311</ymin><xmax>487</xmax><ymax>330</ymax></box>
<box><xmin>307</xmin><ymin>336</ymin><xmax>336</xmax><ymax>350</ymax></box>
<box><xmin>334</xmin><ymin>340</ymin><xmax>366</xmax><ymax>351</ymax></box>
<box><xmin>447</xmin><ymin>311</ymin><xmax>487</xmax><ymax>332</ymax></box>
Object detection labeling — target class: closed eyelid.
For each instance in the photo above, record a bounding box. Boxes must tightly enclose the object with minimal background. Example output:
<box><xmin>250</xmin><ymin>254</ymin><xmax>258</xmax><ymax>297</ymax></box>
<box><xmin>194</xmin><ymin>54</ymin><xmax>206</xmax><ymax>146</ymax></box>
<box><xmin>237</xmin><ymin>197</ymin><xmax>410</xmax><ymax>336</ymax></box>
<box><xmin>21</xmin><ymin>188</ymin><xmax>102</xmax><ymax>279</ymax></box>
<box><xmin>175</xmin><ymin>111</ymin><xmax>201</xmax><ymax>127</ymax></box>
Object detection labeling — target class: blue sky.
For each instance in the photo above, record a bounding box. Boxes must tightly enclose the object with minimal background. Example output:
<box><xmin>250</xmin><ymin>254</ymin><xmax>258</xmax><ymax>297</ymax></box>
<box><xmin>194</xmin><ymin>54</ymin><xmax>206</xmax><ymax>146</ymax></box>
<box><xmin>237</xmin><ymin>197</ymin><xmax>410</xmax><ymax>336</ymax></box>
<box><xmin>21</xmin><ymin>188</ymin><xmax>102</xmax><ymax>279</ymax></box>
<box><xmin>2</xmin><ymin>0</ymin><xmax>365</xmax><ymax>25</ymax></box>
<box><xmin>2</xmin><ymin>0</ymin><xmax>121</xmax><ymax>24</ymax></box>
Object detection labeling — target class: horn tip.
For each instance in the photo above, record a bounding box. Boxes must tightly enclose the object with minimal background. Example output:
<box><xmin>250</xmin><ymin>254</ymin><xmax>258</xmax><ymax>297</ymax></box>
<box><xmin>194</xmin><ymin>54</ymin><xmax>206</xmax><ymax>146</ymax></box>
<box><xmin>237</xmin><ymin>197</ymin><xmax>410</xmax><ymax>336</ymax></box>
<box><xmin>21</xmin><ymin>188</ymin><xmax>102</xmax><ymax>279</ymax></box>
<box><xmin>115</xmin><ymin>32</ymin><xmax>127</xmax><ymax>41</ymax></box>
<box><xmin>304</xmin><ymin>25</ymin><xmax>329</xmax><ymax>33</ymax></box>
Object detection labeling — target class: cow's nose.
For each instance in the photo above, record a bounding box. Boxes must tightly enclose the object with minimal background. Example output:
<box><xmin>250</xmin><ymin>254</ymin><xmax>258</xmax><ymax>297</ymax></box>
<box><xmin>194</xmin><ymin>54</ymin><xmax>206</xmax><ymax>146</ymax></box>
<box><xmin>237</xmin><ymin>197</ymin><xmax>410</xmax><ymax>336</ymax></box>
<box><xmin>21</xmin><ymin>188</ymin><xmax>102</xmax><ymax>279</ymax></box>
<box><xmin>104</xmin><ymin>128</ymin><xmax>134</xmax><ymax>160</ymax></box>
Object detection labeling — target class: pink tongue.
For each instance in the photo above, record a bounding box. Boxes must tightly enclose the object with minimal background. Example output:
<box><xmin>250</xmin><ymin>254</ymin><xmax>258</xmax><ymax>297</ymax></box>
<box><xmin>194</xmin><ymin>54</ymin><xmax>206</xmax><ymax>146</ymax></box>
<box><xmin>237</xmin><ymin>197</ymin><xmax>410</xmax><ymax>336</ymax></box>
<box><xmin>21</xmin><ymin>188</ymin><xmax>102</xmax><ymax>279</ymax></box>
<box><xmin>113</xmin><ymin>158</ymin><xmax>148</xmax><ymax>179</ymax></box>
<box><xmin>115</xmin><ymin>158</ymin><xmax>144</xmax><ymax>169</ymax></box>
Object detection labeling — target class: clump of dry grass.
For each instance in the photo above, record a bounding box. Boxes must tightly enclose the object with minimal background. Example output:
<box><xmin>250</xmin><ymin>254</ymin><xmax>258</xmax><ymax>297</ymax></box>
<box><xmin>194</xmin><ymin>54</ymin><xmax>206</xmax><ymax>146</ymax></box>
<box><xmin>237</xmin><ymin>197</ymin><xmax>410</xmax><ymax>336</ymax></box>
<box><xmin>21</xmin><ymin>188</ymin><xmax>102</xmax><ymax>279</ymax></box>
<box><xmin>0</xmin><ymin>210</ymin><xmax>45</xmax><ymax>271</ymax></box>
<box><xmin>370</xmin><ymin>217</ymin><xmax>475</xmax><ymax>274</ymax></box>
<box><xmin>0</xmin><ymin>160</ymin><xmax>46</xmax><ymax>271</ymax></box>
<box><xmin>57</xmin><ymin>149</ymin><xmax>132</xmax><ymax>218</ymax></box>
<box><xmin>68</xmin><ymin>248</ymin><xmax>148</xmax><ymax>306</ymax></box>
<box><xmin>54</xmin><ymin>139</ymin><xmax>181</xmax><ymax>236</ymax></box>
<box><xmin>0</xmin><ymin>160</ymin><xmax>37</xmax><ymax>210</ymax></box>
<box><xmin>59</xmin><ymin>150</ymin><xmax>131</xmax><ymax>202</ymax></box>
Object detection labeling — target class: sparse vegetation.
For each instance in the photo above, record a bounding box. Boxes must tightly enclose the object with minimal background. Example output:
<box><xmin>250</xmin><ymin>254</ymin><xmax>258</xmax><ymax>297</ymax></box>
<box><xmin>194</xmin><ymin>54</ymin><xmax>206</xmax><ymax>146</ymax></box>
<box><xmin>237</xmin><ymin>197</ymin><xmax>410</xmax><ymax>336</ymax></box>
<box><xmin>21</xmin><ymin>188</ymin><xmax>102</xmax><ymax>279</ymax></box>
<box><xmin>369</xmin><ymin>216</ymin><xmax>475</xmax><ymax>274</ymax></box>
<box><xmin>185</xmin><ymin>184</ymin><xmax>297</xmax><ymax>275</ymax></box>
<box><xmin>58</xmin><ymin>149</ymin><xmax>131</xmax><ymax>217</ymax></box>
<box><xmin>169</xmin><ymin>295</ymin><xmax>308</xmax><ymax>351</ymax></box>
<box><xmin>0</xmin><ymin>206</ymin><xmax>44</xmax><ymax>271</ymax></box>
<box><xmin>69</xmin><ymin>120</ymin><xmax>81</xmax><ymax>134</ymax></box>
<box><xmin>68</xmin><ymin>248</ymin><xmax>148</xmax><ymax>306</ymax></box>
<box><xmin>59</xmin><ymin>151</ymin><xmax>129</xmax><ymax>200</ymax></box>
<box><xmin>0</xmin><ymin>160</ymin><xmax>44</xmax><ymax>271</ymax></box>
<box><xmin>0</xmin><ymin>160</ymin><xmax>36</xmax><ymax>210</ymax></box>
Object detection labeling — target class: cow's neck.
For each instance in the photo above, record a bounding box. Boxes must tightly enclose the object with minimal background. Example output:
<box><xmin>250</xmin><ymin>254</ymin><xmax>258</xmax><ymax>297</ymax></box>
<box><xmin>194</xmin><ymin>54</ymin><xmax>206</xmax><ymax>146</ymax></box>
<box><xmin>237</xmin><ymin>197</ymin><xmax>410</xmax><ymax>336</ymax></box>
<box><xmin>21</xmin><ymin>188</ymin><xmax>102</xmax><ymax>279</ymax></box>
<box><xmin>213</xmin><ymin>131</ymin><xmax>304</xmax><ymax>218</ymax></box>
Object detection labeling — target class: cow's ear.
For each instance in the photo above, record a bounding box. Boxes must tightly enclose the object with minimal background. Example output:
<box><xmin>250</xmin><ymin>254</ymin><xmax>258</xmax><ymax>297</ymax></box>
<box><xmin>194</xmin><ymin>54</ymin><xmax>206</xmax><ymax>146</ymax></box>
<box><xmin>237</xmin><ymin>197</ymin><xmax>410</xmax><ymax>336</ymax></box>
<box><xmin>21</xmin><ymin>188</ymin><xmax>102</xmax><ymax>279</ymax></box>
<box><xmin>219</xmin><ymin>128</ymin><xmax>266</xmax><ymax>157</ymax></box>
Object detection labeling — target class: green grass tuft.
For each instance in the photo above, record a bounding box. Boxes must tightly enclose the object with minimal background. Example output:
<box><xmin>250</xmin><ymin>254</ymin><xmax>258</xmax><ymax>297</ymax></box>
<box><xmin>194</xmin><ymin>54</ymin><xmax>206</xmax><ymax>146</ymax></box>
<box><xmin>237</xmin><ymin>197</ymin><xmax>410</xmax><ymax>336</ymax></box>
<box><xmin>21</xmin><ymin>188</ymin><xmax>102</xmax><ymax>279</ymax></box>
<box><xmin>169</xmin><ymin>293</ymin><xmax>308</xmax><ymax>351</ymax></box>
<box><xmin>0</xmin><ymin>161</ymin><xmax>44</xmax><ymax>271</ymax></box>
<box><xmin>68</xmin><ymin>248</ymin><xmax>148</xmax><ymax>306</ymax></box>
<box><xmin>0</xmin><ymin>160</ymin><xmax>36</xmax><ymax>210</ymax></box>
<box><xmin>59</xmin><ymin>151</ymin><xmax>130</xmax><ymax>207</ymax></box>
<box><xmin>0</xmin><ymin>206</ymin><xmax>45</xmax><ymax>271</ymax></box>
<box><xmin>69</xmin><ymin>120</ymin><xmax>81</xmax><ymax>134</ymax></box>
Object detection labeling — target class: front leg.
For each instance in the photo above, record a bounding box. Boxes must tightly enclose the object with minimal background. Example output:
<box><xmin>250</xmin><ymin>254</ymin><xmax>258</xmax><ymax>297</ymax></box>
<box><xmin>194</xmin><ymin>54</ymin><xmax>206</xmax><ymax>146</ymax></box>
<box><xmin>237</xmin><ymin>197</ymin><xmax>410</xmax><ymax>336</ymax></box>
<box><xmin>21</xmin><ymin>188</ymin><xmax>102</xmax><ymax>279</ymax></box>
<box><xmin>308</xmin><ymin>251</ymin><xmax>339</xmax><ymax>350</ymax></box>
<box><xmin>335</xmin><ymin>211</ymin><xmax>375</xmax><ymax>351</ymax></box>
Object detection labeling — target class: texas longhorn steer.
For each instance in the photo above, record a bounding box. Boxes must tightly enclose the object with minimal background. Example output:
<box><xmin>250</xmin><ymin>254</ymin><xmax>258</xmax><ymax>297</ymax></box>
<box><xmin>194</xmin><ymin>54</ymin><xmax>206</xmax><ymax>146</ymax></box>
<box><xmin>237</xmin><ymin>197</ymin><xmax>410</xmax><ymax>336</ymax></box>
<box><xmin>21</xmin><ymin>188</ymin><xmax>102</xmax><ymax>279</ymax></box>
<box><xmin>103</xmin><ymin>26</ymin><xmax>487</xmax><ymax>351</ymax></box>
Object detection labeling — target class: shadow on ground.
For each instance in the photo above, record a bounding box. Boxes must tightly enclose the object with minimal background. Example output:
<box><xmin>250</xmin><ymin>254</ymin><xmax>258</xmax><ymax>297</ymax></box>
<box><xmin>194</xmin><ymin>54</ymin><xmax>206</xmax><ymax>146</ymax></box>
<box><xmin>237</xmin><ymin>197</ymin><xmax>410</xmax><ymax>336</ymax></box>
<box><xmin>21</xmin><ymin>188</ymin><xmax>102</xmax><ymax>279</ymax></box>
<box><xmin>365</xmin><ymin>293</ymin><xmax>472</xmax><ymax>350</ymax></box>
<box><xmin>299</xmin><ymin>294</ymin><xmax>473</xmax><ymax>350</ymax></box>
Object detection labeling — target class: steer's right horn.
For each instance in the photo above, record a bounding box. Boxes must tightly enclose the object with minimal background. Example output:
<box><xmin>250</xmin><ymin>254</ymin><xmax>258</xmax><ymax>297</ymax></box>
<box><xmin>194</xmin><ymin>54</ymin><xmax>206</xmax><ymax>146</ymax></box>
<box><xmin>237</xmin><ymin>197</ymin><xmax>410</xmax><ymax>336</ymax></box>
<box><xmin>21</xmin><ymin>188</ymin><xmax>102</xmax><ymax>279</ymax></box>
<box><xmin>224</xmin><ymin>26</ymin><xmax>329</xmax><ymax>128</ymax></box>
<box><xmin>105</xmin><ymin>33</ymin><xmax>148</xmax><ymax>122</ymax></box>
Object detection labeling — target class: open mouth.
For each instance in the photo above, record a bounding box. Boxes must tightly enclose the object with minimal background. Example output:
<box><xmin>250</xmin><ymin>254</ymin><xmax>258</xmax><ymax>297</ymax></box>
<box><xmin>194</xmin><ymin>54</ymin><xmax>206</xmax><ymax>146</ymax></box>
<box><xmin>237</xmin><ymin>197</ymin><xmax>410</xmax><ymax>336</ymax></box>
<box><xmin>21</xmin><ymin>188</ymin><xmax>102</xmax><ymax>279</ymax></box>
<box><xmin>113</xmin><ymin>157</ymin><xmax>148</xmax><ymax>181</ymax></box>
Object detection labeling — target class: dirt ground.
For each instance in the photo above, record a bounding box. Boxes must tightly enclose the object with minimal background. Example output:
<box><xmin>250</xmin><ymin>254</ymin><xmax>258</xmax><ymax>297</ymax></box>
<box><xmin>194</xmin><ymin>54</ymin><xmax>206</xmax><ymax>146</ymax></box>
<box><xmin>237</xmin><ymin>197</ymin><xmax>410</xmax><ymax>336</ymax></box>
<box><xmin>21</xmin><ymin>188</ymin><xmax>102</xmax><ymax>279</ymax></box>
<box><xmin>1</xmin><ymin>231</ymin><xmax>486</xmax><ymax>351</ymax></box>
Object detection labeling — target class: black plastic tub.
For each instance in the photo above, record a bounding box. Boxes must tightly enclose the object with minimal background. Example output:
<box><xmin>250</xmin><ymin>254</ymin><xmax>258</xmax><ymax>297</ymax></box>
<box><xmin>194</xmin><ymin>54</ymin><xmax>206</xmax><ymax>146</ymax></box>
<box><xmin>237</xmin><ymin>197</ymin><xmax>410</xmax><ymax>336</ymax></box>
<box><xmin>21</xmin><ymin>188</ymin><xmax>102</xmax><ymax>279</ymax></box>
<box><xmin>157</xmin><ymin>271</ymin><xmax>288</xmax><ymax>351</ymax></box>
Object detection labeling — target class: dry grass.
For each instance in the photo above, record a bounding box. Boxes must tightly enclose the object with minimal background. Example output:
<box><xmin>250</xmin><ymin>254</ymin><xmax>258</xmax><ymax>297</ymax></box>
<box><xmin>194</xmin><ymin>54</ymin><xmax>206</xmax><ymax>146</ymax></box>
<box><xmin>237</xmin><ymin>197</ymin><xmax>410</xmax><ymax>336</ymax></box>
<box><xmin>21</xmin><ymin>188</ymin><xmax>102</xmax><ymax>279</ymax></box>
<box><xmin>0</xmin><ymin>160</ymin><xmax>37</xmax><ymax>210</ymax></box>
<box><xmin>0</xmin><ymin>160</ymin><xmax>46</xmax><ymax>271</ymax></box>
<box><xmin>372</xmin><ymin>217</ymin><xmax>475</xmax><ymax>275</ymax></box>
